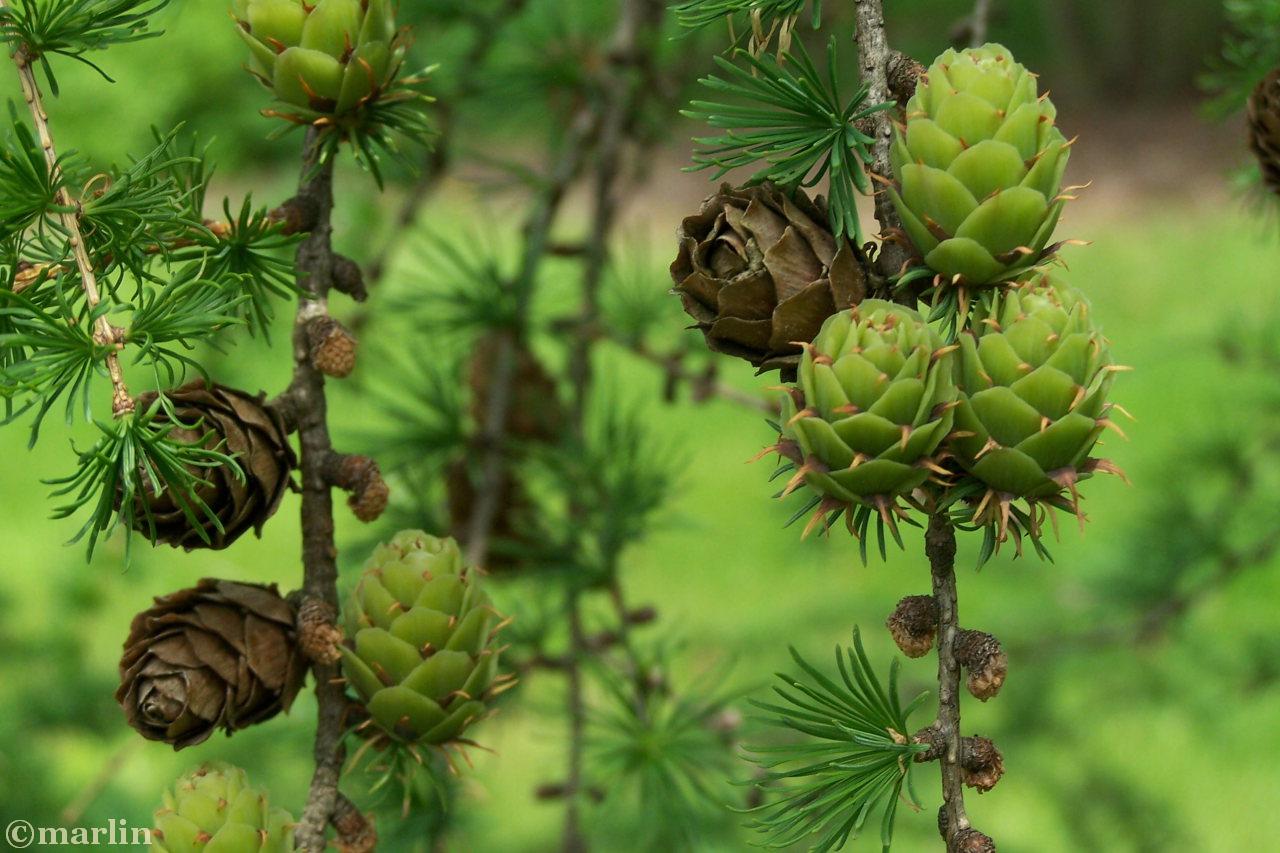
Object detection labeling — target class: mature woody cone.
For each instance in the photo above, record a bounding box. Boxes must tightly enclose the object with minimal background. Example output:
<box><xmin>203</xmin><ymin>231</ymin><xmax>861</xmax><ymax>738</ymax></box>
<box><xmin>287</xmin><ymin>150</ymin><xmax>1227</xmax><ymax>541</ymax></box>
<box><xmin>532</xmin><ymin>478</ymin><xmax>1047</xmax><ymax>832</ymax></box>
<box><xmin>671</xmin><ymin>183</ymin><xmax>868</xmax><ymax>378</ymax></box>
<box><xmin>117</xmin><ymin>580</ymin><xmax>306</xmax><ymax>750</ymax></box>
<box><xmin>1248</xmin><ymin>68</ymin><xmax>1280</xmax><ymax>196</ymax></box>
<box><xmin>133</xmin><ymin>380</ymin><xmax>295</xmax><ymax>550</ymax></box>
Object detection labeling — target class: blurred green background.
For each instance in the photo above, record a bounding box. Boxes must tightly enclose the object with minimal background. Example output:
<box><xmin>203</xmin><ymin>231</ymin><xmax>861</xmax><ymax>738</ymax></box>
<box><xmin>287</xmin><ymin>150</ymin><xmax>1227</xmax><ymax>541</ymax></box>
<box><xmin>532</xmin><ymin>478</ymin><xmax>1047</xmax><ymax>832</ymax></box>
<box><xmin>2</xmin><ymin>1</ymin><xmax>1279</xmax><ymax>851</ymax></box>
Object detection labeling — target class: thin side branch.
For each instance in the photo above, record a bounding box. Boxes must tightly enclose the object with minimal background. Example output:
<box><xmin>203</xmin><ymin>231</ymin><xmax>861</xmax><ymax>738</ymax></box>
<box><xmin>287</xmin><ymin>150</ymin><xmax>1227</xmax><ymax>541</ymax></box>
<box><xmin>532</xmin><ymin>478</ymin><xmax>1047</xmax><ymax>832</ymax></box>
<box><xmin>853</xmin><ymin>0</ymin><xmax>919</xmax><ymax>303</ymax></box>
<box><xmin>2</xmin><ymin>25</ymin><xmax>133</xmax><ymax>416</ymax></box>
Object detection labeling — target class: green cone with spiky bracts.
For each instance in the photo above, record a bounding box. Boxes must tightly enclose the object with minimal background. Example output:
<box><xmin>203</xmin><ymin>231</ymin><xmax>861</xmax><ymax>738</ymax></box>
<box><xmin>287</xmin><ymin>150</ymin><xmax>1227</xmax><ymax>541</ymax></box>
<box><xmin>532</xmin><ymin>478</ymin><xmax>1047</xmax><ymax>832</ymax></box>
<box><xmin>772</xmin><ymin>300</ymin><xmax>958</xmax><ymax>542</ymax></box>
<box><xmin>889</xmin><ymin>44</ymin><xmax>1072</xmax><ymax>296</ymax></box>
<box><xmin>150</xmin><ymin>763</ymin><xmax>294</xmax><ymax>853</ymax></box>
<box><xmin>950</xmin><ymin>275</ymin><xmax>1126</xmax><ymax>542</ymax></box>
<box><xmin>341</xmin><ymin>531</ymin><xmax>509</xmax><ymax>746</ymax></box>
<box><xmin>231</xmin><ymin>0</ymin><xmax>402</xmax><ymax>117</ymax></box>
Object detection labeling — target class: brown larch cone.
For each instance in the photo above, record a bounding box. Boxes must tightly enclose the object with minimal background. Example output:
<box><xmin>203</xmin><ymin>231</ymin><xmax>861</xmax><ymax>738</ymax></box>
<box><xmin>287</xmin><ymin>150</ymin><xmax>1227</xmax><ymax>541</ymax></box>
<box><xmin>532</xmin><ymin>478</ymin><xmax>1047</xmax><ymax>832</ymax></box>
<box><xmin>132</xmin><ymin>380</ymin><xmax>296</xmax><ymax>550</ymax></box>
<box><xmin>1248</xmin><ymin>68</ymin><xmax>1280</xmax><ymax>197</ymax></box>
<box><xmin>954</xmin><ymin>629</ymin><xmax>1008</xmax><ymax>701</ymax></box>
<box><xmin>116</xmin><ymin>579</ymin><xmax>306</xmax><ymax>749</ymax></box>
<box><xmin>670</xmin><ymin>183</ymin><xmax>868</xmax><ymax>379</ymax></box>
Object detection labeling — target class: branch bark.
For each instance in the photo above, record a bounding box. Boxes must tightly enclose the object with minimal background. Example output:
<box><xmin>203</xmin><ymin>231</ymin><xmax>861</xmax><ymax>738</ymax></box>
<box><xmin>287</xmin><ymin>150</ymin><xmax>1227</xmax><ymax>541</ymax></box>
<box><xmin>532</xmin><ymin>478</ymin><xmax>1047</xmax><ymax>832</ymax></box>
<box><xmin>926</xmin><ymin>513</ymin><xmax>970</xmax><ymax>846</ymax></box>
<box><xmin>852</xmin><ymin>0</ymin><xmax>915</xmax><ymax>301</ymax></box>
<box><xmin>286</xmin><ymin>132</ymin><xmax>347</xmax><ymax>853</ymax></box>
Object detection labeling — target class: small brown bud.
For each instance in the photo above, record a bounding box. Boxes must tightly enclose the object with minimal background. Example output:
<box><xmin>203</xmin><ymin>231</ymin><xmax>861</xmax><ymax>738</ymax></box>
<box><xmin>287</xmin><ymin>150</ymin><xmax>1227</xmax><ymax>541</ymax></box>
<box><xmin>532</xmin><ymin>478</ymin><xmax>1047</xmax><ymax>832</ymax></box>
<box><xmin>298</xmin><ymin>597</ymin><xmax>343</xmax><ymax>665</ymax></box>
<box><xmin>887</xmin><ymin>51</ymin><xmax>926</xmax><ymax>104</ymax></box>
<box><xmin>269</xmin><ymin>195</ymin><xmax>320</xmax><ymax>235</ymax></box>
<box><xmin>887</xmin><ymin>594</ymin><xmax>939</xmax><ymax>658</ymax></box>
<box><xmin>912</xmin><ymin>724</ymin><xmax>945</xmax><ymax>762</ymax></box>
<box><xmin>327</xmin><ymin>454</ymin><xmax>389</xmax><ymax>523</ymax></box>
<box><xmin>952</xmin><ymin>828</ymin><xmax>997</xmax><ymax>853</ymax></box>
<box><xmin>307</xmin><ymin>316</ymin><xmax>358</xmax><ymax>378</ymax></box>
<box><xmin>332</xmin><ymin>255</ymin><xmax>368</xmax><ymax>302</ymax></box>
<box><xmin>954</xmin><ymin>629</ymin><xmax>1007</xmax><ymax>700</ymax></box>
<box><xmin>960</xmin><ymin>735</ymin><xmax>1004</xmax><ymax>793</ymax></box>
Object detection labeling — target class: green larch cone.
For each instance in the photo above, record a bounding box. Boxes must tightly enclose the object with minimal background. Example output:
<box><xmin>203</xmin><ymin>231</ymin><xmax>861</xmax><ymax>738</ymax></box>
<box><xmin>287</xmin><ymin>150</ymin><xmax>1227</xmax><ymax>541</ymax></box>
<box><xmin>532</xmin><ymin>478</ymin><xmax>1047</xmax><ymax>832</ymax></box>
<box><xmin>341</xmin><ymin>531</ymin><xmax>510</xmax><ymax>746</ymax></box>
<box><xmin>232</xmin><ymin>0</ymin><xmax>402</xmax><ymax>117</ymax></box>
<box><xmin>889</xmin><ymin>44</ymin><xmax>1072</xmax><ymax>294</ymax></box>
<box><xmin>951</xmin><ymin>274</ymin><xmax>1127</xmax><ymax>543</ymax></box>
<box><xmin>772</xmin><ymin>300</ymin><xmax>958</xmax><ymax>544</ymax></box>
<box><xmin>151</xmin><ymin>763</ymin><xmax>295</xmax><ymax>853</ymax></box>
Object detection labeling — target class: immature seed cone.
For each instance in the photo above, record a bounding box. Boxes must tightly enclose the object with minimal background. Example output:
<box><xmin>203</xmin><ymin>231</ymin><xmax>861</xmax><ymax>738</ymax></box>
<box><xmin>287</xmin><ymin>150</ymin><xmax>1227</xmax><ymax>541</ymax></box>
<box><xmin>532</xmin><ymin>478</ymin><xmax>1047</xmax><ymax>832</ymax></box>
<box><xmin>774</xmin><ymin>301</ymin><xmax>958</xmax><ymax>528</ymax></box>
<box><xmin>341</xmin><ymin>531</ymin><xmax>508</xmax><ymax>745</ymax></box>
<box><xmin>671</xmin><ymin>183</ymin><xmax>867</xmax><ymax>378</ymax></box>
<box><xmin>953</xmin><ymin>275</ymin><xmax>1125</xmax><ymax>537</ymax></box>
<box><xmin>117</xmin><ymin>580</ymin><xmax>306</xmax><ymax>750</ymax></box>
<box><xmin>232</xmin><ymin>0</ymin><xmax>403</xmax><ymax>117</ymax></box>
<box><xmin>151</xmin><ymin>762</ymin><xmax>295</xmax><ymax>852</ymax></box>
<box><xmin>890</xmin><ymin>44</ymin><xmax>1070</xmax><ymax>287</ymax></box>
<box><xmin>133</xmin><ymin>380</ymin><xmax>296</xmax><ymax>550</ymax></box>
<box><xmin>1248</xmin><ymin>68</ymin><xmax>1280</xmax><ymax>196</ymax></box>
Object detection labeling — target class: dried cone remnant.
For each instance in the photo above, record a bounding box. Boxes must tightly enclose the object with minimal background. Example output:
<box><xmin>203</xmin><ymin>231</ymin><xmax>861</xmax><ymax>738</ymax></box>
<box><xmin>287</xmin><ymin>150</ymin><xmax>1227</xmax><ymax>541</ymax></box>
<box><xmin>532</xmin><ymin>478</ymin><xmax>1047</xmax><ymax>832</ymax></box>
<box><xmin>341</xmin><ymin>531</ymin><xmax>511</xmax><ymax>745</ymax></box>
<box><xmin>117</xmin><ymin>580</ymin><xmax>306</xmax><ymax>749</ymax></box>
<box><xmin>672</xmin><ymin>183</ymin><xmax>868</xmax><ymax>378</ymax></box>
<box><xmin>232</xmin><ymin>0</ymin><xmax>404</xmax><ymax>118</ymax></box>
<box><xmin>772</xmin><ymin>300</ymin><xmax>958</xmax><ymax>536</ymax></box>
<box><xmin>953</xmin><ymin>828</ymin><xmax>998</xmax><ymax>853</ymax></box>
<box><xmin>937</xmin><ymin>807</ymin><xmax>998</xmax><ymax>852</ymax></box>
<box><xmin>959</xmin><ymin>735</ymin><xmax>1005</xmax><ymax>793</ymax></box>
<box><xmin>1248</xmin><ymin>68</ymin><xmax>1280</xmax><ymax>196</ymax></box>
<box><xmin>890</xmin><ymin>44</ymin><xmax>1071</xmax><ymax>291</ymax></box>
<box><xmin>887</xmin><ymin>594</ymin><xmax>940</xmax><ymax>657</ymax></box>
<box><xmin>133</xmin><ymin>381</ymin><xmax>296</xmax><ymax>550</ymax></box>
<box><xmin>954</xmin><ymin>629</ymin><xmax>1008</xmax><ymax>700</ymax></box>
<box><xmin>151</xmin><ymin>762</ymin><xmax>295</xmax><ymax>852</ymax></box>
<box><xmin>914</xmin><ymin>727</ymin><xmax>1005</xmax><ymax>792</ymax></box>
<box><xmin>953</xmin><ymin>275</ymin><xmax>1126</xmax><ymax>544</ymax></box>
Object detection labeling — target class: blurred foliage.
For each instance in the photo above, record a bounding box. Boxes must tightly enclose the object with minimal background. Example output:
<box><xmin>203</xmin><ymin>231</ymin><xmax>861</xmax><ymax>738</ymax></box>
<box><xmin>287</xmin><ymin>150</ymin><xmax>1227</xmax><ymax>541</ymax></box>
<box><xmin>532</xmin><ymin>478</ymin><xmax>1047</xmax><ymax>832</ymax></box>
<box><xmin>1</xmin><ymin>1</ymin><xmax>1278</xmax><ymax>852</ymax></box>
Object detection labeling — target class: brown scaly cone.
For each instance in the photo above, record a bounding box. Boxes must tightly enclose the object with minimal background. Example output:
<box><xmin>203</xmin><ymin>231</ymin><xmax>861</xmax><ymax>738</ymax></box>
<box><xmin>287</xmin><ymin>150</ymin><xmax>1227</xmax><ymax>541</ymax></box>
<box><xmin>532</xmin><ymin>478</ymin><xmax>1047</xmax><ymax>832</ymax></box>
<box><xmin>133</xmin><ymin>380</ymin><xmax>296</xmax><ymax>550</ymax></box>
<box><xmin>670</xmin><ymin>183</ymin><xmax>868</xmax><ymax>379</ymax></box>
<box><xmin>1248</xmin><ymin>67</ymin><xmax>1280</xmax><ymax>196</ymax></box>
<box><xmin>447</xmin><ymin>338</ymin><xmax>563</xmax><ymax>570</ymax></box>
<box><xmin>116</xmin><ymin>579</ymin><xmax>306</xmax><ymax>749</ymax></box>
